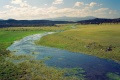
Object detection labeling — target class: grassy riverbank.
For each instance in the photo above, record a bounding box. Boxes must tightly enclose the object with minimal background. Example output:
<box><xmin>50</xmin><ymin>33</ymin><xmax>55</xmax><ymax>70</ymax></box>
<box><xmin>0</xmin><ymin>24</ymin><xmax>72</xmax><ymax>49</ymax></box>
<box><xmin>0</xmin><ymin>25</ymin><xmax>85</xmax><ymax>80</ymax></box>
<box><xmin>37</xmin><ymin>24</ymin><xmax>120</xmax><ymax>62</ymax></box>
<box><xmin>0</xmin><ymin>31</ymin><xmax>44</xmax><ymax>49</ymax></box>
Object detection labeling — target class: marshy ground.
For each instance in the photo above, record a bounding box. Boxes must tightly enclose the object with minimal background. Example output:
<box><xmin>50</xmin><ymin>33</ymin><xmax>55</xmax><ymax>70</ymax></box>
<box><xmin>0</xmin><ymin>24</ymin><xmax>120</xmax><ymax>80</ymax></box>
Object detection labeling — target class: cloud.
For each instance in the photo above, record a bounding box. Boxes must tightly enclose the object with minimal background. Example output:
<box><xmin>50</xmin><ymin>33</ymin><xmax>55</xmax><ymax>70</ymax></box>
<box><xmin>95</xmin><ymin>8</ymin><xmax>109</xmax><ymax>14</ymax></box>
<box><xmin>20</xmin><ymin>2</ymin><xmax>30</xmax><ymax>8</ymax></box>
<box><xmin>4</xmin><ymin>5</ymin><xmax>14</xmax><ymax>9</ymax></box>
<box><xmin>11</xmin><ymin>0</ymin><xmax>23</xmax><ymax>4</ymax></box>
<box><xmin>53</xmin><ymin>0</ymin><xmax>63</xmax><ymax>4</ymax></box>
<box><xmin>44</xmin><ymin>4</ymin><xmax>48</xmax><ymax>6</ymax></box>
<box><xmin>0</xmin><ymin>1</ymin><xmax>119</xmax><ymax>19</ymax></box>
<box><xmin>11</xmin><ymin>0</ymin><xmax>30</xmax><ymax>8</ymax></box>
<box><xmin>89</xmin><ymin>2</ymin><xmax>97</xmax><ymax>7</ymax></box>
<box><xmin>74</xmin><ymin>2</ymin><xmax>84</xmax><ymax>7</ymax></box>
<box><xmin>109</xmin><ymin>10</ymin><xmax>117</xmax><ymax>14</ymax></box>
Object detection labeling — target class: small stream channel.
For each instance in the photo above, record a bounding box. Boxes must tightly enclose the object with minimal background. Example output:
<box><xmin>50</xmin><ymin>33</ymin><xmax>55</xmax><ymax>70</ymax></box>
<box><xmin>7</xmin><ymin>32</ymin><xmax>120</xmax><ymax>80</ymax></box>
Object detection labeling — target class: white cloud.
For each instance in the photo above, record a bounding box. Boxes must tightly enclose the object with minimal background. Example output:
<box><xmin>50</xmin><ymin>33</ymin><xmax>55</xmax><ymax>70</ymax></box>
<box><xmin>89</xmin><ymin>2</ymin><xmax>97</xmax><ymax>7</ymax></box>
<box><xmin>11</xmin><ymin>0</ymin><xmax>30</xmax><ymax>8</ymax></box>
<box><xmin>20</xmin><ymin>2</ymin><xmax>30</xmax><ymax>8</ymax></box>
<box><xmin>0</xmin><ymin>11</ymin><xmax>7</xmax><ymax>14</ymax></box>
<box><xmin>4</xmin><ymin>5</ymin><xmax>14</xmax><ymax>9</ymax></box>
<box><xmin>53</xmin><ymin>0</ymin><xmax>63</xmax><ymax>4</ymax></box>
<box><xmin>74</xmin><ymin>2</ymin><xmax>84</xmax><ymax>7</ymax></box>
<box><xmin>11</xmin><ymin>0</ymin><xmax>23</xmax><ymax>4</ymax></box>
<box><xmin>93</xmin><ymin>8</ymin><xmax>118</xmax><ymax>18</ymax></box>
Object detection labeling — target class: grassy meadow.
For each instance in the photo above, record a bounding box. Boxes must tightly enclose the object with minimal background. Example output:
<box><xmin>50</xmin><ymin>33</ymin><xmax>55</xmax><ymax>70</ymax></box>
<box><xmin>0</xmin><ymin>25</ymin><xmax>86</xmax><ymax>80</ymax></box>
<box><xmin>0</xmin><ymin>24</ymin><xmax>120</xmax><ymax>80</ymax></box>
<box><xmin>37</xmin><ymin>24</ymin><xmax>120</xmax><ymax>62</ymax></box>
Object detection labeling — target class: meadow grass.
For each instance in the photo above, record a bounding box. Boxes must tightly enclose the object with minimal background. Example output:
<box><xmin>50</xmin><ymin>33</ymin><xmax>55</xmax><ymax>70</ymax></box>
<box><xmin>37</xmin><ymin>24</ymin><xmax>120</xmax><ymax>61</ymax></box>
<box><xmin>0</xmin><ymin>31</ymin><xmax>45</xmax><ymax>49</ymax></box>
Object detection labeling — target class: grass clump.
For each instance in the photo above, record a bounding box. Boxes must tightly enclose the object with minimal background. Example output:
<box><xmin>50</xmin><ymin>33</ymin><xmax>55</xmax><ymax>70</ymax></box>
<box><xmin>16</xmin><ymin>60</ymin><xmax>85</xmax><ymax>80</ymax></box>
<box><xmin>0</xmin><ymin>54</ymin><xmax>85</xmax><ymax>80</ymax></box>
<box><xmin>107</xmin><ymin>73</ymin><xmax>120</xmax><ymax>80</ymax></box>
<box><xmin>37</xmin><ymin>24</ymin><xmax>120</xmax><ymax>61</ymax></box>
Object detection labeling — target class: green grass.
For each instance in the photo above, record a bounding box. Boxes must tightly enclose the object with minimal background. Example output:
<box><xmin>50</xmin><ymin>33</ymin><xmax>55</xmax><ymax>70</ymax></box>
<box><xmin>37</xmin><ymin>24</ymin><xmax>120</xmax><ymax>61</ymax></box>
<box><xmin>0</xmin><ymin>31</ymin><xmax>45</xmax><ymax>49</ymax></box>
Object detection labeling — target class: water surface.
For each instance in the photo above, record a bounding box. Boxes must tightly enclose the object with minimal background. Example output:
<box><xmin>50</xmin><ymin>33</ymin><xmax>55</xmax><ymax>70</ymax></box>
<box><xmin>7</xmin><ymin>32</ymin><xmax>120</xmax><ymax>80</ymax></box>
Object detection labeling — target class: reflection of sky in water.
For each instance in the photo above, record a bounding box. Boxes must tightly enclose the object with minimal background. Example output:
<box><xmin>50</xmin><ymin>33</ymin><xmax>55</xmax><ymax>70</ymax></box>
<box><xmin>7</xmin><ymin>32</ymin><xmax>120</xmax><ymax>80</ymax></box>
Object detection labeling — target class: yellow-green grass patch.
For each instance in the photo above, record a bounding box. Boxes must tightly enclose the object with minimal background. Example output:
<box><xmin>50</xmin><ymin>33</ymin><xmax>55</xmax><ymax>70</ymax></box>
<box><xmin>37</xmin><ymin>24</ymin><xmax>120</xmax><ymax>61</ymax></box>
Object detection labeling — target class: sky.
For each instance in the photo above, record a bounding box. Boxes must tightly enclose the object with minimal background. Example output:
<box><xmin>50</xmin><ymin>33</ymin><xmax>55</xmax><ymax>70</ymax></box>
<box><xmin>0</xmin><ymin>0</ymin><xmax>120</xmax><ymax>20</ymax></box>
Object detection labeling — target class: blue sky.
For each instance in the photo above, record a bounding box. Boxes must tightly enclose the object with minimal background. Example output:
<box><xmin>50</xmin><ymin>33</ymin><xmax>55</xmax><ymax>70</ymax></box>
<box><xmin>0</xmin><ymin>0</ymin><xmax>120</xmax><ymax>20</ymax></box>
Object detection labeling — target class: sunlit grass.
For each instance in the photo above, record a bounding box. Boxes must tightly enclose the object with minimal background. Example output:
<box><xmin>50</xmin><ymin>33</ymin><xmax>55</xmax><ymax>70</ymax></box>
<box><xmin>37</xmin><ymin>24</ymin><xmax>120</xmax><ymax>61</ymax></box>
<box><xmin>0</xmin><ymin>31</ymin><xmax>44</xmax><ymax>49</ymax></box>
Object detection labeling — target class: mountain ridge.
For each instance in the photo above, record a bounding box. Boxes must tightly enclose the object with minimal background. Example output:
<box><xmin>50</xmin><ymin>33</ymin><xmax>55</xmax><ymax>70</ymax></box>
<box><xmin>0</xmin><ymin>17</ymin><xmax>120</xmax><ymax>27</ymax></box>
<box><xmin>45</xmin><ymin>16</ymin><xmax>96</xmax><ymax>22</ymax></box>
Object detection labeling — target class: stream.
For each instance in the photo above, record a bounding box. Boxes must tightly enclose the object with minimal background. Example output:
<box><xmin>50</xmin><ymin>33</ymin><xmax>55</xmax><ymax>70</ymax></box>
<box><xmin>7</xmin><ymin>32</ymin><xmax>120</xmax><ymax>80</ymax></box>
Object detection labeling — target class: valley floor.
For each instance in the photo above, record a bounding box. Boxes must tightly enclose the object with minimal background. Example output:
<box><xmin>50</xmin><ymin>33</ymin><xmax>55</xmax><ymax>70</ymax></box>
<box><xmin>0</xmin><ymin>24</ymin><xmax>120</xmax><ymax>80</ymax></box>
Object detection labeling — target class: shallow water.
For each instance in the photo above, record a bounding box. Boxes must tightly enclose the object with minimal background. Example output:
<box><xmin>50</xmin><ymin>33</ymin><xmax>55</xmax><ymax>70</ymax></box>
<box><xmin>7</xmin><ymin>32</ymin><xmax>120</xmax><ymax>80</ymax></box>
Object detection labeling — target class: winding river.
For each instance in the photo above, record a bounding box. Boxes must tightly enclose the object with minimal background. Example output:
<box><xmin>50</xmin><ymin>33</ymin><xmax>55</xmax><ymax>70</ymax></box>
<box><xmin>7</xmin><ymin>32</ymin><xmax>120</xmax><ymax>80</ymax></box>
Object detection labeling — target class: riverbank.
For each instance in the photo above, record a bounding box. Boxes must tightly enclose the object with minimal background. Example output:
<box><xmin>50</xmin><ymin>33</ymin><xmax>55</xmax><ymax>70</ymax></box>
<box><xmin>0</xmin><ymin>25</ymin><xmax>85</xmax><ymax>80</ymax></box>
<box><xmin>37</xmin><ymin>24</ymin><xmax>120</xmax><ymax>62</ymax></box>
<box><xmin>0</xmin><ymin>24</ymin><xmax>72</xmax><ymax>49</ymax></box>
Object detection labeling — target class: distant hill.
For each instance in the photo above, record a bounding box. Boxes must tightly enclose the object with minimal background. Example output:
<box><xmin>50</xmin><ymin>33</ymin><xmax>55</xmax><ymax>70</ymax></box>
<box><xmin>46</xmin><ymin>16</ymin><xmax>96</xmax><ymax>22</ymax></box>
<box><xmin>0</xmin><ymin>19</ymin><xmax>4</xmax><ymax>21</ymax></box>
<box><xmin>0</xmin><ymin>17</ymin><xmax>120</xmax><ymax>28</ymax></box>
<box><xmin>78</xmin><ymin>18</ymin><xmax>120</xmax><ymax>24</ymax></box>
<box><xmin>0</xmin><ymin>19</ymin><xmax>72</xmax><ymax>28</ymax></box>
<box><xmin>8</xmin><ymin>18</ymin><xmax>16</xmax><ymax>21</ymax></box>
